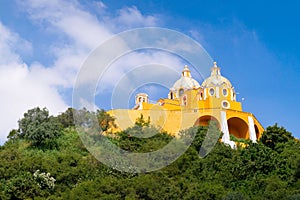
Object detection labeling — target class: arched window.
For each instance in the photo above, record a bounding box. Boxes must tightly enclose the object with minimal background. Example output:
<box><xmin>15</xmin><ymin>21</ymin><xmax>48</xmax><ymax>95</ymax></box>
<box><xmin>209</xmin><ymin>88</ymin><xmax>215</xmax><ymax>96</ymax></box>
<box><xmin>170</xmin><ymin>92</ymin><xmax>173</xmax><ymax>99</ymax></box>
<box><xmin>183</xmin><ymin>95</ymin><xmax>187</xmax><ymax>106</ymax></box>
<box><xmin>222</xmin><ymin>89</ymin><xmax>228</xmax><ymax>96</ymax></box>
<box><xmin>179</xmin><ymin>88</ymin><xmax>184</xmax><ymax>96</ymax></box>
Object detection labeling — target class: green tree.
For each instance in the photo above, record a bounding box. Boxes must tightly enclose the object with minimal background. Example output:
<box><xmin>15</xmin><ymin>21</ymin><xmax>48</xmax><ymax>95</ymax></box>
<box><xmin>294</xmin><ymin>159</ymin><xmax>300</xmax><ymax>181</ymax></box>
<box><xmin>96</xmin><ymin>109</ymin><xmax>116</xmax><ymax>132</ymax></box>
<box><xmin>260</xmin><ymin>123</ymin><xmax>293</xmax><ymax>150</ymax></box>
<box><xmin>262</xmin><ymin>176</ymin><xmax>289</xmax><ymax>200</ymax></box>
<box><xmin>72</xmin><ymin>108</ymin><xmax>116</xmax><ymax>132</ymax></box>
<box><xmin>222</xmin><ymin>192</ymin><xmax>248</xmax><ymax>200</ymax></box>
<box><xmin>135</xmin><ymin>114</ymin><xmax>150</xmax><ymax>127</ymax></box>
<box><xmin>6</xmin><ymin>129</ymin><xmax>19</xmax><ymax>142</ymax></box>
<box><xmin>18</xmin><ymin>107</ymin><xmax>63</xmax><ymax>148</ymax></box>
<box><xmin>1</xmin><ymin>107</ymin><xmax>300</xmax><ymax>199</ymax></box>
<box><xmin>1</xmin><ymin>172</ymin><xmax>44</xmax><ymax>199</ymax></box>
<box><xmin>57</xmin><ymin>107</ymin><xmax>75</xmax><ymax>128</ymax></box>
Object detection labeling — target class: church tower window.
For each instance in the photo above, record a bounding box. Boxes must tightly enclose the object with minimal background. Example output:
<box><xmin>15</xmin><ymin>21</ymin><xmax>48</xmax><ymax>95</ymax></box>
<box><xmin>209</xmin><ymin>88</ymin><xmax>215</xmax><ymax>96</ymax></box>
<box><xmin>179</xmin><ymin>88</ymin><xmax>184</xmax><ymax>97</ymax></box>
<box><xmin>223</xmin><ymin>89</ymin><xmax>228</xmax><ymax>96</ymax></box>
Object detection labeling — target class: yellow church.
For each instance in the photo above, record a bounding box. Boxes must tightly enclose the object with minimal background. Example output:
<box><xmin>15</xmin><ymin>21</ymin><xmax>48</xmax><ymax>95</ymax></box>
<box><xmin>108</xmin><ymin>62</ymin><xmax>264</xmax><ymax>146</ymax></box>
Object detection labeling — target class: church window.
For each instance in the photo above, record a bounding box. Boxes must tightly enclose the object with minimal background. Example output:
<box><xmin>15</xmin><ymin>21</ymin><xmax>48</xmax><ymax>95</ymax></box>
<box><xmin>209</xmin><ymin>88</ymin><xmax>215</xmax><ymax>96</ymax></box>
<box><xmin>223</xmin><ymin>89</ymin><xmax>228</xmax><ymax>96</ymax></box>
<box><xmin>170</xmin><ymin>92</ymin><xmax>173</xmax><ymax>99</ymax></box>
<box><xmin>183</xmin><ymin>95</ymin><xmax>187</xmax><ymax>106</ymax></box>
<box><xmin>222</xmin><ymin>100</ymin><xmax>230</xmax><ymax>109</ymax></box>
<box><xmin>179</xmin><ymin>88</ymin><xmax>184</xmax><ymax>96</ymax></box>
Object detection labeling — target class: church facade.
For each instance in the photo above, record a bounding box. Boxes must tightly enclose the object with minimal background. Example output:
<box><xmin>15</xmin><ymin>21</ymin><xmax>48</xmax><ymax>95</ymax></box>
<box><xmin>108</xmin><ymin>62</ymin><xmax>264</xmax><ymax>146</ymax></box>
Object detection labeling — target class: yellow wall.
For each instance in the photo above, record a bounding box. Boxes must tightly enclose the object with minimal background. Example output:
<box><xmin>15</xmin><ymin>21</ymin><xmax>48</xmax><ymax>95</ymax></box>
<box><xmin>108</xmin><ymin>107</ymin><xmax>264</xmax><ymax>139</ymax></box>
<box><xmin>108</xmin><ymin>71</ymin><xmax>264</xmax><ymax>141</ymax></box>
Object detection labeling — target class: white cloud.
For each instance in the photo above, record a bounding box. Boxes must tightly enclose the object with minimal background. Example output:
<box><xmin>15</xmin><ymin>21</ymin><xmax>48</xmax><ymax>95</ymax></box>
<box><xmin>0</xmin><ymin>21</ymin><xmax>68</xmax><ymax>143</ymax></box>
<box><xmin>94</xmin><ymin>1</ymin><xmax>107</xmax><ymax>10</ymax></box>
<box><xmin>115</xmin><ymin>6</ymin><xmax>157</xmax><ymax>28</ymax></box>
<box><xmin>0</xmin><ymin>0</ymin><xmax>204</xmax><ymax>144</ymax></box>
<box><xmin>18</xmin><ymin>0</ymin><xmax>112</xmax><ymax>50</ymax></box>
<box><xmin>0</xmin><ymin>62</ymin><xmax>67</xmax><ymax>145</ymax></box>
<box><xmin>0</xmin><ymin>22</ymin><xmax>32</xmax><ymax>65</ymax></box>
<box><xmin>0</xmin><ymin>21</ymin><xmax>65</xmax><ymax>144</ymax></box>
<box><xmin>18</xmin><ymin>0</ymin><xmax>167</xmax><ymax>89</ymax></box>
<box><xmin>97</xmin><ymin>51</ymin><xmax>184</xmax><ymax>91</ymax></box>
<box><xmin>18</xmin><ymin>0</ymin><xmax>189</xmax><ymax>89</ymax></box>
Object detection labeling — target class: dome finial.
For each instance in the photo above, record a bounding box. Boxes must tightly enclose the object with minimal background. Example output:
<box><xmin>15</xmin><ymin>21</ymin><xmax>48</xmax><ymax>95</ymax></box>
<box><xmin>213</xmin><ymin>61</ymin><xmax>217</xmax><ymax>68</ymax></box>
<box><xmin>211</xmin><ymin>61</ymin><xmax>221</xmax><ymax>76</ymax></box>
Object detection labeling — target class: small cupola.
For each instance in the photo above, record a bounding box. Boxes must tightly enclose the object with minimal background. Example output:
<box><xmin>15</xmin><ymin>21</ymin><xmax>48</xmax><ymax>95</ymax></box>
<box><xmin>169</xmin><ymin>65</ymin><xmax>200</xmax><ymax>99</ymax></box>
<box><xmin>211</xmin><ymin>61</ymin><xmax>221</xmax><ymax>76</ymax></box>
<box><xmin>182</xmin><ymin>65</ymin><xmax>191</xmax><ymax>77</ymax></box>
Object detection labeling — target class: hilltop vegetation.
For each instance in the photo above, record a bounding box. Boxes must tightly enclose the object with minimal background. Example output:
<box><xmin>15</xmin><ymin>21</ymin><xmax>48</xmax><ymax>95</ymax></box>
<box><xmin>0</xmin><ymin>107</ymin><xmax>299</xmax><ymax>199</ymax></box>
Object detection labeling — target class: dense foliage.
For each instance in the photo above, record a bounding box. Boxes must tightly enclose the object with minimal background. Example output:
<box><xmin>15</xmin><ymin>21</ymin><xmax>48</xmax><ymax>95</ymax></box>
<box><xmin>0</xmin><ymin>107</ymin><xmax>299</xmax><ymax>199</ymax></box>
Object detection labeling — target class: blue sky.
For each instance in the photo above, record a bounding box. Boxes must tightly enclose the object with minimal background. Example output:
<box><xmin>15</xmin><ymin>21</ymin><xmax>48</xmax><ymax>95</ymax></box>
<box><xmin>0</xmin><ymin>0</ymin><xmax>299</xmax><ymax>144</ymax></box>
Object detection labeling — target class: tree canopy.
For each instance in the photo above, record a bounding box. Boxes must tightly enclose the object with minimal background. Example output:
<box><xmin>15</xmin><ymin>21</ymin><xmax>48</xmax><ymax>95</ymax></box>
<box><xmin>0</xmin><ymin>107</ymin><xmax>299</xmax><ymax>199</ymax></box>
<box><xmin>15</xmin><ymin>107</ymin><xmax>63</xmax><ymax>149</ymax></box>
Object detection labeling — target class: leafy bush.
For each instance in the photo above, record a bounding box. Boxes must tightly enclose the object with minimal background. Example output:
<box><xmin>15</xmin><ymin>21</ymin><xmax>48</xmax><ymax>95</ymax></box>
<box><xmin>1</xmin><ymin>107</ymin><xmax>300</xmax><ymax>199</ymax></box>
<box><xmin>33</xmin><ymin>170</ymin><xmax>56</xmax><ymax>190</ymax></box>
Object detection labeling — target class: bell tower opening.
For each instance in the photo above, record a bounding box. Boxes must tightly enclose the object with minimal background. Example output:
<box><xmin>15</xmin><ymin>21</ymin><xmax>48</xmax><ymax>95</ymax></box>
<box><xmin>135</xmin><ymin>93</ymin><xmax>149</xmax><ymax>105</ymax></box>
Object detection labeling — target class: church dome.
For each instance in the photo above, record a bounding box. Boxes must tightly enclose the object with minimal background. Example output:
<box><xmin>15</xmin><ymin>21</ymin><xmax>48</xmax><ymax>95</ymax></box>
<box><xmin>171</xmin><ymin>65</ymin><xmax>200</xmax><ymax>91</ymax></box>
<box><xmin>201</xmin><ymin>62</ymin><xmax>232</xmax><ymax>88</ymax></box>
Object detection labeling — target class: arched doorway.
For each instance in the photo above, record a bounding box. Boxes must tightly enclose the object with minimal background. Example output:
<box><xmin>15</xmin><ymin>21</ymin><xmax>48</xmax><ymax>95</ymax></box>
<box><xmin>194</xmin><ymin>115</ymin><xmax>220</xmax><ymax>127</ymax></box>
<box><xmin>227</xmin><ymin>117</ymin><xmax>248</xmax><ymax>139</ymax></box>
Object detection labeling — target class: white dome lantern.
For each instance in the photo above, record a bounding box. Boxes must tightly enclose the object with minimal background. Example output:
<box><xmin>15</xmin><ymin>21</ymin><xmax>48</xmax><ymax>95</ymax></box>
<box><xmin>201</xmin><ymin>62</ymin><xmax>232</xmax><ymax>88</ymax></box>
<box><xmin>169</xmin><ymin>65</ymin><xmax>200</xmax><ymax>99</ymax></box>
